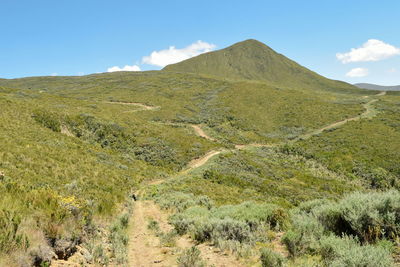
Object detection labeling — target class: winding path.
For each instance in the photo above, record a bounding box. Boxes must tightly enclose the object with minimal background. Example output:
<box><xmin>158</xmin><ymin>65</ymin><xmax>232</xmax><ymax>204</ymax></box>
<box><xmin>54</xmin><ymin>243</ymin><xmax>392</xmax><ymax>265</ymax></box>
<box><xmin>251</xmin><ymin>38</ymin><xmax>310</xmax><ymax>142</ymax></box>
<box><xmin>294</xmin><ymin>91</ymin><xmax>385</xmax><ymax>141</ymax></box>
<box><xmin>105</xmin><ymin>101</ymin><xmax>160</xmax><ymax>111</ymax></box>
<box><xmin>129</xmin><ymin>91</ymin><xmax>386</xmax><ymax>266</ymax></box>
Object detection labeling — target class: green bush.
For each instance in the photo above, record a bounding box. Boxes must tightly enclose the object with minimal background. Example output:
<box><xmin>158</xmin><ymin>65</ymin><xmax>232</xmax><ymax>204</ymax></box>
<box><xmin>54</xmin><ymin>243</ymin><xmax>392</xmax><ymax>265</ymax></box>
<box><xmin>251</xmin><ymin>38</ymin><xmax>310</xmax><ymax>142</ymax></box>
<box><xmin>168</xmin><ymin>199</ymin><xmax>287</xmax><ymax>248</ymax></box>
<box><xmin>177</xmin><ymin>246</ymin><xmax>205</xmax><ymax>267</ymax></box>
<box><xmin>320</xmin><ymin>235</ymin><xmax>394</xmax><ymax>267</ymax></box>
<box><xmin>33</xmin><ymin>109</ymin><xmax>61</xmax><ymax>132</ymax></box>
<box><xmin>210</xmin><ymin>218</ymin><xmax>252</xmax><ymax>243</ymax></box>
<box><xmin>260</xmin><ymin>248</ymin><xmax>285</xmax><ymax>267</ymax></box>
<box><xmin>212</xmin><ymin>202</ymin><xmax>287</xmax><ymax>231</ymax></box>
<box><xmin>0</xmin><ymin>210</ymin><xmax>29</xmax><ymax>253</ymax></box>
<box><xmin>282</xmin><ymin>213</ymin><xmax>324</xmax><ymax>257</ymax></box>
<box><xmin>294</xmin><ymin>191</ymin><xmax>400</xmax><ymax>242</ymax></box>
<box><xmin>159</xmin><ymin>231</ymin><xmax>177</xmax><ymax>247</ymax></box>
<box><xmin>156</xmin><ymin>192</ymin><xmax>214</xmax><ymax>212</ymax></box>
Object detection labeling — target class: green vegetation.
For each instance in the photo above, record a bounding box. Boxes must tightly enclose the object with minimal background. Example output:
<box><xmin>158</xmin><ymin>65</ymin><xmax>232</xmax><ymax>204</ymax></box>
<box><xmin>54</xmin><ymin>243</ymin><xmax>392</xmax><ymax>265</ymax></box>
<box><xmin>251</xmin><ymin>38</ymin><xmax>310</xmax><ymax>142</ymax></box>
<box><xmin>177</xmin><ymin>246</ymin><xmax>206</xmax><ymax>267</ymax></box>
<box><xmin>260</xmin><ymin>247</ymin><xmax>285</xmax><ymax>267</ymax></box>
<box><xmin>152</xmin><ymin>147</ymin><xmax>360</xmax><ymax>207</ymax></box>
<box><xmin>163</xmin><ymin>39</ymin><xmax>370</xmax><ymax>94</ymax></box>
<box><xmin>1</xmin><ymin>39</ymin><xmax>399</xmax><ymax>265</ymax></box>
<box><xmin>291</xmin><ymin>95</ymin><xmax>400</xmax><ymax>189</ymax></box>
<box><xmin>280</xmin><ymin>191</ymin><xmax>399</xmax><ymax>266</ymax></box>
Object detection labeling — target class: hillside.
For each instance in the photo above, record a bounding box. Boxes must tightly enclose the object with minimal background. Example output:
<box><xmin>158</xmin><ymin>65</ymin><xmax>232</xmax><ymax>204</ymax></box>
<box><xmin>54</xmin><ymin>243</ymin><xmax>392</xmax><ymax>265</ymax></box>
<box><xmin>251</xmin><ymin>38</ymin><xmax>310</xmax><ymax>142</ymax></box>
<box><xmin>163</xmin><ymin>39</ymin><xmax>357</xmax><ymax>92</ymax></box>
<box><xmin>1</xmin><ymin>40</ymin><xmax>400</xmax><ymax>266</ymax></box>
<box><xmin>355</xmin><ymin>83</ymin><xmax>400</xmax><ymax>91</ymax></box>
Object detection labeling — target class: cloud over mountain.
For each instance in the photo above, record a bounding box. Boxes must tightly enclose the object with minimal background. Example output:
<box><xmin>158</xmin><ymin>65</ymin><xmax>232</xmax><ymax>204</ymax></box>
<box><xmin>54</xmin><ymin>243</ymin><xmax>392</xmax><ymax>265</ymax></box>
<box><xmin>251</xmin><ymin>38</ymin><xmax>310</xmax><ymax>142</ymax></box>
<box><xmin>142</xmin><ymin>41</ymin><xmax>216</xmax><ymax>67</ymax></box>
<box><xmin>346</xmin><ymin>67</ymin><xmax>369</xmax><ymax>77</ymax></box>
<box><xmin>107</xmin><ymin>65</ymin><xmax>141</xmax><ymax>72</ymax></box>
<box><xmin>337</xmin><ymin>39</ymin><xmax>400</xmax><ymax>63</ymax></box>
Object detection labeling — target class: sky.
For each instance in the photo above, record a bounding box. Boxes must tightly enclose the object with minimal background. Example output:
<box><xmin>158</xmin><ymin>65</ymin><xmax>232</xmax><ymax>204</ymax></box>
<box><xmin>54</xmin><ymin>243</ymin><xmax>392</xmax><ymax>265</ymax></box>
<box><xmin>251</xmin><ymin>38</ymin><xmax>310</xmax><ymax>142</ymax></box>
<box><xmin>1</xmin><ymin>0</ymin><xmax>399</xmax><ymax>85</ymax></box>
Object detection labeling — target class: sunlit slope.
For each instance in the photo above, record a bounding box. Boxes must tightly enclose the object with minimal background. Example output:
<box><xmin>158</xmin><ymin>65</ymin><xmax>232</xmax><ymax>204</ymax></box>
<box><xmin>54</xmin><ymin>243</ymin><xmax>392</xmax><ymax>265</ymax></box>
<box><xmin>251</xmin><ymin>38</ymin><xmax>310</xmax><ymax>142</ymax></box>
<box><xmin>163</xmin><ymin>39</ymin><xmax>362</xmax><ymax>93</ymax></box>
<box><xmin>0</xmin><ymin>71</ymin><xmax>365</xmax><ymax>143</ymax></box>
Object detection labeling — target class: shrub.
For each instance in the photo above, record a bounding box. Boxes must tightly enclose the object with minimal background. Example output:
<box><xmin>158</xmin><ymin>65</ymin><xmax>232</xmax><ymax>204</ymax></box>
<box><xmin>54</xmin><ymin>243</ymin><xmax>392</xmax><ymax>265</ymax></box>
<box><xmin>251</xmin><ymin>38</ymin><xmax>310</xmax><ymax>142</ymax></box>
<box><xmin>212</xmin><ymin>202</ymin><xmax>288</xmax><ymax>231</ymax></box>
<box><xmin>294</xmin><ymin>191</ymin><xmax>400</xmax><ymax>242</ymax></box>
<box><xmin>147</xmin><ymin>219</ymin><xmax>160</xmax><ymax>233</ymax></box>
<box><xmin>0</xmin><ymin>210</ymin><xmax>29</xmax><ymax>253</ymax></box>
<box><xmin>156</xmin><ymin>192</ymin><xmax>213</xmax><ymax>212</ymax></box>
<box><xmin>282</xmin><ymin>213</ymin><xmax>324</xmax><ymax>257</ymax></box>
<box><xmin>177</xmin><ymin>246</ymin><xmax>205</xmax><ymax>267</ymax></box>
<box><xmin>320</xmin><ymin>235</ymin><xmax>394</xmax><ymax>267</ymax></box>
<box><xmin>108</xmin><ymin>213</ymin><xmax>130</xmax><ymax>264</ymax></box>
<box><xmin>260</xmin><ymin>248</ymin><xmax>285</xmax><ymax>267</ymax></box>
<box><xmin>211</xmin><ymin>218</ymin><xmax>252</xmax><ymax>243</ymax></box>
<box><xmin>33</xmin><ymin>109</ymin><xmax>61</xmax><ymax>132</ymax></box>
<box><xmin>119</xmin><ymin>213</ymin><xmax>129</xmax><ymax>229</ymax></box>
<box><xmin>335</xmin><ymin>191</ymin><xmax>400</xmax><ymax>242</ymax></box>
<box><xmin>159</xmin><ymin>231</ymin><xmax>177</xmax><ymax>247</ymax></box>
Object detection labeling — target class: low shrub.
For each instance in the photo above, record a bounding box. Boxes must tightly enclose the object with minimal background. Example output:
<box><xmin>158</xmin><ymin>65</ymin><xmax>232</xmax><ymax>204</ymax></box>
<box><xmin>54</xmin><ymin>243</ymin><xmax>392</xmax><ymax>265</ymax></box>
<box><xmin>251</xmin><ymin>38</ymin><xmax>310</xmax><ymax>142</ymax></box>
<box><xmin>177</xmin><ymin>246</ymin><xmax>205</xmax><ymax>267</ymax></box>
<box><xmin>0</xmin><ymin>210</ymin><xmax>29</xmax><ymax>253</ymax></box>
<box><xmin>212</xmin><ymin>201</ymin><xmax>288</xmax><ymax>231</ymax></box>
<box><xmin>294</xmin><ymin>191</ymin><xmax>400</xmax><ymax>242</ymax></box>
<box><xmin>320</xmin><ymin>235</ymin><xmax>394</xmax><ymax>267</ymax></box>
<box><xmin>260</xmin><ymin>247</ymin><xmax>285</xmax><ymax>267</ymax></box>
<box><xmin>168</xmin><ymin>199</ymin><xmax>288</xmax><ymax>249</ymax></box>
<box><xmin>156</xmin><ymin>192</ymin><xmax>214</xmax><ymax>212</ymax></box>
<box><xmin>109</xmin><ymin>213</ymin><xmax>130</xmax><ymax>264</ymax></box>
<box><xmin>159</xmin><ymin>231</ymin><xmax>177</xmax><ymax>247</ymax></box>
<box><xmin>33</xmin><ymin>109</ymin><xmax>61</xmax><ymax>132</ymax></box>
<box><xmin>282</xmin><ymin>213</ymin><xmax>324</xmax><ymax>257</ymax></box>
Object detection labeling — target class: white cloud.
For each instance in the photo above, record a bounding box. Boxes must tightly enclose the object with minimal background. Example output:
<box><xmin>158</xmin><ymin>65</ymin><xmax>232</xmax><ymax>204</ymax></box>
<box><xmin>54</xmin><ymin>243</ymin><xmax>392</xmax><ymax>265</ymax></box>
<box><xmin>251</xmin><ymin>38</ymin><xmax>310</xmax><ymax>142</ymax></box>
<box><xmin>346</xmin><ymin>67</ymin><xmax>369</xmax><ymax>77</ymax></box>
<box><xmin>107</xmin><ymin>65</ymin><xmax>141</xmax><ymax>72</ymax></box>
<box><xmin>142</xmin><ymin>40</ymin><xmax>216</xmax><ymax>67</ymax></box>
<box><xmin>51</xmin><ymin>73</ymin><xmax>58</xmax><ymax>76</ymax></box>
<box><xmin>337</xmin><ymin>39</ymin><xmax>400</xmax><ymax>63</ymax></box>
<box><xmin>388</xmin><ymin>68</ymin><xmax>397</xmax><ymax>73</ymax></box>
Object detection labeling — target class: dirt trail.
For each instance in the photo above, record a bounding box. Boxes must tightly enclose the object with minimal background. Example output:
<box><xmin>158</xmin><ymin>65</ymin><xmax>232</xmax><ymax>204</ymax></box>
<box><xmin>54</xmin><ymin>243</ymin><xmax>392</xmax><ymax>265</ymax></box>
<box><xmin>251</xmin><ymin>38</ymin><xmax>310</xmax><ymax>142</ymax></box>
<box><xmin>296</xmin><ymin>91</ymin><xmax>385</xmax><ymax>141</ymax></box>
<box><xmin>128</xmin><ymin>92</ymin><xmax>386</xmax><ymax>266</ymax></box>
<box><xmin>128</xmin><ymin>199</ymin><xmax>245</xmax><ymax>267</ymax></box>
<box><xmin>128</xmin><ymin>200</ymin><xmax>178</xmax><ymax>267</ymax></box>
<box><xmin>185</xmin><ymin>150</ymin><xmax>225</xmax><ymax>170</ymax></box>
<box><xmin>191</xmin><ymin>124</ymin><xmax>216</xmax><ymax>141</ymax></box>
<box><xmin>105</xmin><ymin>101</ymin><xmax>160</xmax><ymax>111</ymax></box>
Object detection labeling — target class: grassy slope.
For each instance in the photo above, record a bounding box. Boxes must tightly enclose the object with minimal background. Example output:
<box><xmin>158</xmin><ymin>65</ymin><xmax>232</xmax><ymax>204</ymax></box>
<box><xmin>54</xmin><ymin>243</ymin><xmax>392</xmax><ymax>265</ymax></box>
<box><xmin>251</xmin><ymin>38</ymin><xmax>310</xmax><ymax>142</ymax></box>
<box><xmin>153</xmin><ymin>147</ymin><xmax>361</xmax><ymax>208</ymax></box>
<box><xmin>0</xmin><ymin>65</ymin><xmax>396</xmax><ymax>264</ymax></box>
<box><xmin>0</xmin><ymin>71</ymin><xmax>366</xmax><ymax>145</ymax></box>
<box><xmin>291</xmin><ymin>95</ymin><xmax>400</xmax><ymax>188</ymax></box>
<box><xmin>163</xmin><ymin>39</ymin><xmax>369</xmax><ymax>94</ymax></box>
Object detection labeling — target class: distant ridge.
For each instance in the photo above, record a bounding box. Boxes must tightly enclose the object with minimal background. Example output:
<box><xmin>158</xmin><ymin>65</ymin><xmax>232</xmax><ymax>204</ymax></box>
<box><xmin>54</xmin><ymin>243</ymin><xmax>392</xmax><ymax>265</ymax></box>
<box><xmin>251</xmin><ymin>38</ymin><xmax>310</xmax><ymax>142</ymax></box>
<box><xmin>355</xmin><ymin>83</ymin><xmax>400</xmax><ymax>91</ymax></box>
<box><xmin>163</xmin><ymin>39</ymin><xmax>356</xmax><ymax>91</ymax></box>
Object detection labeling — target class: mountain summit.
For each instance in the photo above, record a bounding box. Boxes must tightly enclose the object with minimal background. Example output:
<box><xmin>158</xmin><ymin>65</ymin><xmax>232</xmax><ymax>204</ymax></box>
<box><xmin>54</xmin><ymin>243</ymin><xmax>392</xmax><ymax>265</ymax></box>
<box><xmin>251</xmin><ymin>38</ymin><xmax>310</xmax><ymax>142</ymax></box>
<box><xmin>163</xmin><ymin>39</ymin><xmax>354</xmax><ymax>91</ymax></box>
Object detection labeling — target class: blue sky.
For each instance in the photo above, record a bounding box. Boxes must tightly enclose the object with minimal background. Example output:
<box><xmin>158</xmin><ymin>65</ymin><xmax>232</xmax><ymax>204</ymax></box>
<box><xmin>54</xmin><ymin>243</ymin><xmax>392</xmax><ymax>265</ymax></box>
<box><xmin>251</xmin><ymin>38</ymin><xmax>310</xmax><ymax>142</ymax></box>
<box><xmin>1</xmin><ymin>0</ymin><xmax>399</xmax><ymax>85</ymax></box>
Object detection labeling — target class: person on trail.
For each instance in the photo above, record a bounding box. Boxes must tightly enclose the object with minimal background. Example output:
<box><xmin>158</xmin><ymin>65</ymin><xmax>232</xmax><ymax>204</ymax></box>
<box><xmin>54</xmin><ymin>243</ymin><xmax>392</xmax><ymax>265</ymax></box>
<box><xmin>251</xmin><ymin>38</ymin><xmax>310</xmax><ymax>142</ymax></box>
<box><xmin>131</xmin><ymin>193</ymin><xmax>137</xmax><ymax>201</ymax></box>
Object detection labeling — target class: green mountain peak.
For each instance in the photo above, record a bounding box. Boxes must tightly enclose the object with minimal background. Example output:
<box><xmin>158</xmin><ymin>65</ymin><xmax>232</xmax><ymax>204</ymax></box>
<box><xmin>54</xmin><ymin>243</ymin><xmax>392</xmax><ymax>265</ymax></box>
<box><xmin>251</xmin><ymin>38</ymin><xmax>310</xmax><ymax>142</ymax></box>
<box><xmin>163</xmin><ymin>39</ymin><xmax>354</xmax><ymax>91</ymax></box>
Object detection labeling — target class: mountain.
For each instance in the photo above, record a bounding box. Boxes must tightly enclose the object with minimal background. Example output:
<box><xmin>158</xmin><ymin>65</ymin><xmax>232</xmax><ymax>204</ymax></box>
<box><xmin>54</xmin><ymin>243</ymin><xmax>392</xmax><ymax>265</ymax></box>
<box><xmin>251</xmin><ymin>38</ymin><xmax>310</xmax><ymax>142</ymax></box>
<box><xmin>2</xmin><ymin>40</ymin><xmax>399</xmax><ymax>266</ymax></box>
<box><xmin>163</xmin><ymin>39</ymin><xmax>356</xmax><ymax>92</ymax></box>
<box><xmin>354</xmin><ymin>83</ymin><xmax>400</xmax><ymax>91</ymax></box>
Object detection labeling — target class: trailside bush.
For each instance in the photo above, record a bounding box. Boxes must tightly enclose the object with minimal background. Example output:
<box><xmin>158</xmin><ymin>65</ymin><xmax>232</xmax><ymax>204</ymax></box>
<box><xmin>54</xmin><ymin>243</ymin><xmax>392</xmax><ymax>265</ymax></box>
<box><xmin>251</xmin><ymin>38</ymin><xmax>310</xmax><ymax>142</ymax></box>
<box><xmin>212</xmin><ymin>201</ymin><xmax>288</xmax><ymax>231</ymax></box>
<box><xmin>177</xmin><ymin>246</ymin><xmax>205</xmax><ymax>267</ymax></box>
<box><xmin>335</xmin><ymin>191</ymin><xmax>400</xmax><ymax>242</ymax></box>
<box><xmin>168</xmin><ymin>199</ymin><xmax>288</xmax><ymax>247</ymax></box>
<box><xmin>294</xmin><ymin>191</ymin><xmax>400</xmax><ymax>242</ymax></box>
<box><xmin>320</xmin><ymin>235</ymin><xmax>394</xmax><ymax>267</ymax></box>
<box><xmin>211</xmin><ymin>218</ymin><xmax>252</xmax><ymax>243</ymax></box>
<box><xmin>156</xmin><ymin>192</ymin><xmax>214</xmax><ymax>212</ymax></box>
<box><xmin>260</xmin><ymin>248</ymin><xmax>285</xmax><ymax>267</ymax></box>
<box><xmin>282</xmin><ymin>213</ymin><xmax>324</xmax><ymax>257</ymax></box>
